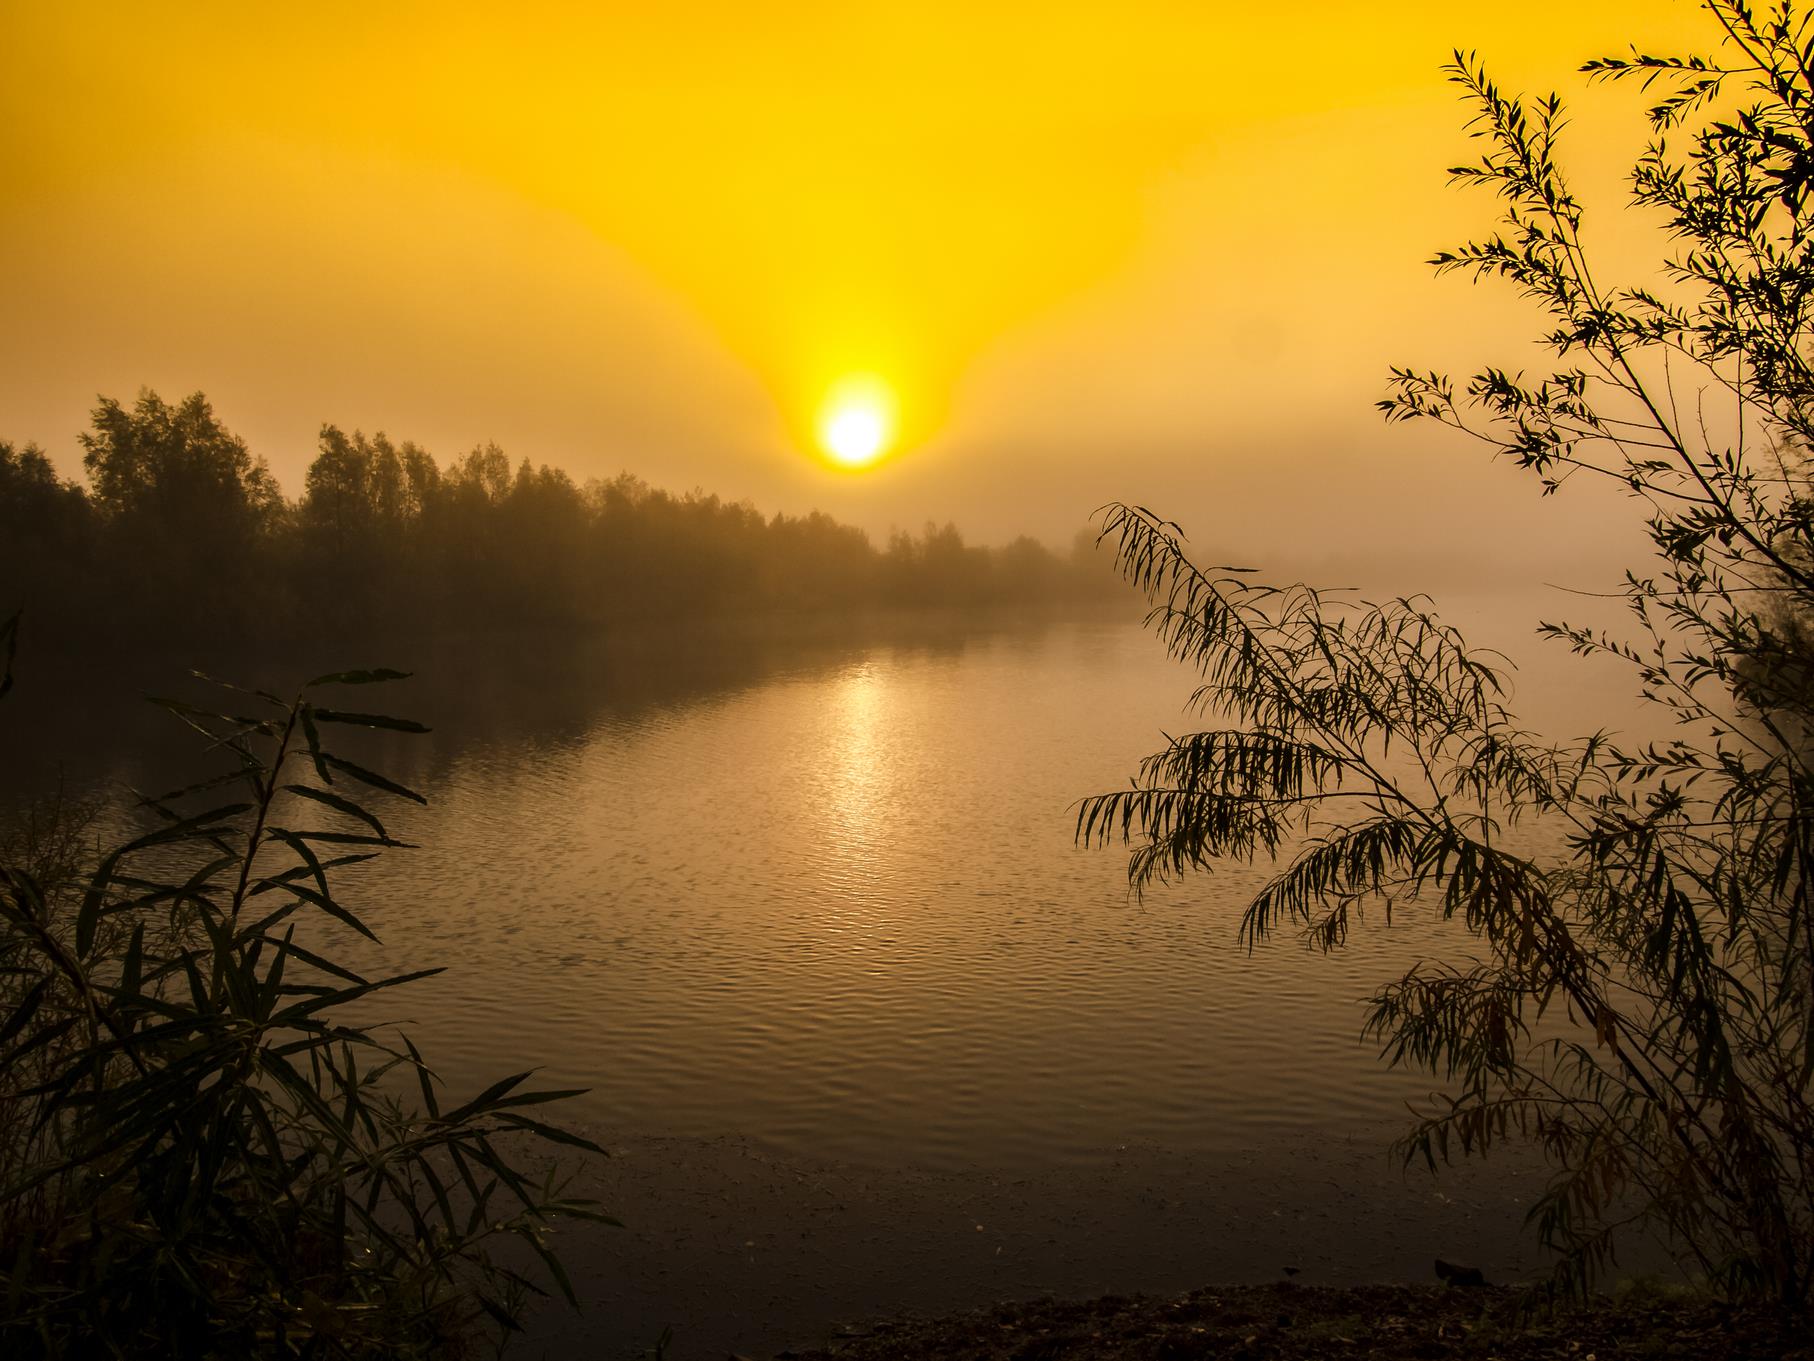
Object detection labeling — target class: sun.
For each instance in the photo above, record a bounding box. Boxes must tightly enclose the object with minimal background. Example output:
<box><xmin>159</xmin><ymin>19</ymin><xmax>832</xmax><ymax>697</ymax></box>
<box><xmin>817</xmin><ymin>376</ymin><xmax>896</xmax><ymax>468</ymax></box>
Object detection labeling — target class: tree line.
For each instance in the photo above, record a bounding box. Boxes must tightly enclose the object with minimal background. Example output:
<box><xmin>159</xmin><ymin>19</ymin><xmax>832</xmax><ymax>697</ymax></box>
<box><xmin>1</xmin><ymin>390</ymin><xmax>1119</xmax><ymax>652</ymax></box>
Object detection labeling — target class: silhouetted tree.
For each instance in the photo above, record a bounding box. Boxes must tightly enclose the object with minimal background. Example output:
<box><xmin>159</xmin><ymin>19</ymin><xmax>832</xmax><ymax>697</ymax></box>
<box><xmin>78</xmin><ymin>391</ymin><xmax>281</xmax><ymax>634</ymax></box>
<box><xmin>4</xmin><ymin>387</ymin><xmax>1121</xmax><ymax>648</ymax></box>
<box><xmin>0</xmin><ymin>443</ymin><xmax>92</xmax><ymax>629</ymax></box>
<box><xmin>301</xmin><ymin>425</ymin><xmax>378</xmax><ymax>552</ymax></box>
<box><xmin>1085</xmin><ymin>1</ymin><xmax>1814</xmax><ymax>1307</ymax></box>
<box><xmin>81</xmin><ymin>390</ymin><xmax>279</xmax><ymax>534</ymax></box>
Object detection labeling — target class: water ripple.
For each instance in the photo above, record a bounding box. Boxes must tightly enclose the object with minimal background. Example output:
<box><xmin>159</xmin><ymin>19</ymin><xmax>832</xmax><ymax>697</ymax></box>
<box><xmin>331</xmin><ymin>621</ymin><xmax>1559</xmax><ymax>1173</ymax></box>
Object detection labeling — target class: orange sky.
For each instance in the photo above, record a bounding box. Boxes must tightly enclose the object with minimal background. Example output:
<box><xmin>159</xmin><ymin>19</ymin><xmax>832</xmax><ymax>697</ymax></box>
<box><xmin>0</xmin><ymin>1</ymin><xmax>1715</xmax><ymax>580</ymax></box>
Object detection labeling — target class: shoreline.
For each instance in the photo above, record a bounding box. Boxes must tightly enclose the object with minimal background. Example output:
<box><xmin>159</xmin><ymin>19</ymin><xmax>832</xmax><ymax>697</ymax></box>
<box><xmin>516</xmin><ymin>1130</ymin><xmax>1603</xmax><ymax>1360</ymax></box>
<box><xmin>782</xmin><ymin>1281</ymin><xmax>1802</xmax><ymax>1361</ymax></box>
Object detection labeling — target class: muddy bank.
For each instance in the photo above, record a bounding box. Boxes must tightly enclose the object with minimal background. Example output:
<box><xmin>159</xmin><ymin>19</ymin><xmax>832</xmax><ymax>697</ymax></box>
<box><xmin>517</xmin><ymin>1131</ymin><xmax>1667</xmax><ymax>1359</ymax></box>
<box><xmin>785</xmin><ymin>1282</ymin><xmax>1803</xmax><ymax>1361</ymax></box>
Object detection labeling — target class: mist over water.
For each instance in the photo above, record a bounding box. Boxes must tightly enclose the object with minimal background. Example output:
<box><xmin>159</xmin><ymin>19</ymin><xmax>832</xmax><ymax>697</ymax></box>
<box><xmin>1</xmin><ymin>593</ymin><xmax>1663</xmax><ymax>1355</ymax></box>
<box><xmin>325</xmin><ymin>608</ymin><xmax>1613</xmax><ymax>1168</ymax></box>
<box><xmin>346</xmin><ymin>622</ymin><xmax>1412</xmax><ymax>1163</ymax></box>
<box><xmin>6</xmin><ymin>2</ymin><xmax>1798</xmax><ymax>1353</ymax></box>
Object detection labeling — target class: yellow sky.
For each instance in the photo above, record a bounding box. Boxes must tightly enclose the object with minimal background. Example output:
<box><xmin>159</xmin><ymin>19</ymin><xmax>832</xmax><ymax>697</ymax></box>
<box><xmin>0</xmin><ymin>1</ymin><xmax>1715</xmax><ymax>575</ymax></box>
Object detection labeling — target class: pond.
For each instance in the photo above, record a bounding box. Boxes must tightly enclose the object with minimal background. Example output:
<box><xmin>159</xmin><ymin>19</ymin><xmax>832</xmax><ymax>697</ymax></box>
<box><xmin>2</xmin><ymin>602</ymin><xmax>1657</xmax><ymax>1358</ymax></box>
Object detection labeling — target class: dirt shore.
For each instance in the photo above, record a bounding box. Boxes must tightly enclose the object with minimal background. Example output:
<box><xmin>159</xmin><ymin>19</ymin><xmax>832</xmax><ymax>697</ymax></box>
<box><xmin>522</xmin><ymin>1130</ymin><xmax>1595</xmax><ymax>1358</ymax></box>
<box><xmin>781</xmin><ymin>1282</ymin><xmax>1804</xmax><ymax>1361</ymax></box>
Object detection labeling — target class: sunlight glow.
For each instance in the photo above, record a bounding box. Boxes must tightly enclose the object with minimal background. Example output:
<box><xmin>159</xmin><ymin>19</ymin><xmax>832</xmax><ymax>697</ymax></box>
<box><xmin>818</xmin><ymin>378</ymin><xmax>896</xmax><ymax>469</ymax></box>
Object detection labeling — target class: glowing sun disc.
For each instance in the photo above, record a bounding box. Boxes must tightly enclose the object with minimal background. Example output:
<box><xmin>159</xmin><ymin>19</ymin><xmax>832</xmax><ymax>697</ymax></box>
<box><xmin>818</xmin><ymin>379</ymin><xmax>895</xmax><ymax>468</ymax></box>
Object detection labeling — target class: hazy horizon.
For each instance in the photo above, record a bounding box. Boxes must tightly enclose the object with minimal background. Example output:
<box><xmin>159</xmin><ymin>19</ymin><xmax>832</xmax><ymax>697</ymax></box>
<box><xmin>7</xmin><ymin>6</ymin><xmax>1808</xmax><ymax>1354</ymax></box>
<box><xmin>1</xmin><ymin>2</ymin><xmax>1707</xmax><ymax>589</ymax></box>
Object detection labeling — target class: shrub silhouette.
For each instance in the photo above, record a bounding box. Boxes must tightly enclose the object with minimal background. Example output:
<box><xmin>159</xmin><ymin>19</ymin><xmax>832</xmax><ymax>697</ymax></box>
<box><xmin>1084</xmin><ymin>1</ymin><xmax>1814</xmax><ymax>1308</ymax></box>
<box><xmin>0</xmin><ymin>657</ymin><xmax>608</xmax><ymax>1355</ymax></box>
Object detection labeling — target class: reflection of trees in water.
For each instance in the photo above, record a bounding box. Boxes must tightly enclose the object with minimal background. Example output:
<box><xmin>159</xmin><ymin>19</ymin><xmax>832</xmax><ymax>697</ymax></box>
<box><xmin>0</xmin><ymin>602</ymin><xmax>1076</xmax><ymax>810</ymax></box>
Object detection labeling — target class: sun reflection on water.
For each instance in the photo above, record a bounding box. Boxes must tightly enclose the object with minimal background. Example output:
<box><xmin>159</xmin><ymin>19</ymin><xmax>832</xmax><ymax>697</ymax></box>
<box><xmin>826</xmin><ymin>662</ymin><xmax>885</xmax><ymax>856</ymax></box>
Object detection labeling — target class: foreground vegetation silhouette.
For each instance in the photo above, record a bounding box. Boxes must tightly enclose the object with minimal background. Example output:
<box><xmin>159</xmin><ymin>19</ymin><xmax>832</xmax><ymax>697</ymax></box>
<box><xmin>0</xmin><ymin>653</ymin><xmax>606</xmax><ymax>1355</ymax></box>
<box><xmin>0</xmin><ymin>399</ymin><xmax>1116</xmax><ymax>657</ymax></box>
<box><xmin>1085</xmin><ymin>0</ymin><xmax>1814</xmax><ymax>1309</ymax></box>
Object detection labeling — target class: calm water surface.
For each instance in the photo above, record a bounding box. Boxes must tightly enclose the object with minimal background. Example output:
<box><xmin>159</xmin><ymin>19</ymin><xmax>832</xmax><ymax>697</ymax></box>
<box><xmin>7</xmin><ymin>608</ymin><xmax>1660</xmax><ymax>1355</ymax></box>
<box><xmin>326</xmin><ymin>619</ymin><xmax>1511</xmax><ymax>1171</ymax></box>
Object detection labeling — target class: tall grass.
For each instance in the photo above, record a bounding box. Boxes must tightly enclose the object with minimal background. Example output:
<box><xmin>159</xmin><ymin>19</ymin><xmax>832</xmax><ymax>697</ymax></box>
<box><xmin>0</xmin><ymin>652</ymin><xmax>608</xmax><ymax>1356</ymax></box>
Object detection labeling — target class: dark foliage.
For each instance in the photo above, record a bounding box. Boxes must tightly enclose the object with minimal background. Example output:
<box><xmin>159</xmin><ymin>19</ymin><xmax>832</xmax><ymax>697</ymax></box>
<box><xmin>2</xmin><ymin>401</ymin><xmax>1120</xmax><ymax>655</ymax></box>
<box><xmin>1084</xmin><ymin>0</ymin><xmax>1814</xmax><ymax>1311</ymax></box>
<box><xmin>0</xmin><ymin>668</ymin><xmax>608</xmax><ymax>1356</ymax></box>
